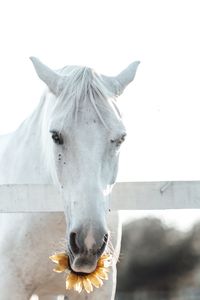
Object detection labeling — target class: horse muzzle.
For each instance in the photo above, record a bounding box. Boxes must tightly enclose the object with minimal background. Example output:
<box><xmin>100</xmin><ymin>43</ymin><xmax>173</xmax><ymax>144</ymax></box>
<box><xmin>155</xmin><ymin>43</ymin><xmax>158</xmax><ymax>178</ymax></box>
<box><xmin>69</xmin><ymin>254</ymin><xmax>98</xmax><ymax>274</ymax></box>
<box><xmin>67</xmin><ymin>229</ymin><xmax>109</xmax><ymax>273</ymax></box>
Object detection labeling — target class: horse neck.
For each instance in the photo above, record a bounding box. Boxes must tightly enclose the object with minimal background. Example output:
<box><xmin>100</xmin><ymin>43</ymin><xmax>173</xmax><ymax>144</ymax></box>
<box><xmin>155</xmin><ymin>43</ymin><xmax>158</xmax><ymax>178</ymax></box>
<box><xmin>0</xmin><ymin>94</ymin><xmax>52</xmax><ymax>184</ymax></box>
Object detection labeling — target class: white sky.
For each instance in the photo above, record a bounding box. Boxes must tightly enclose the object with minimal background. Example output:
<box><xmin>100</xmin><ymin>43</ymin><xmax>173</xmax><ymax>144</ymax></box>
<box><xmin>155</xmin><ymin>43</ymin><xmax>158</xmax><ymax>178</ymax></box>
<box><xmin>0</xmin><ymin>0</ymin><xmax>200</xmax><ymax>229</ymax></box>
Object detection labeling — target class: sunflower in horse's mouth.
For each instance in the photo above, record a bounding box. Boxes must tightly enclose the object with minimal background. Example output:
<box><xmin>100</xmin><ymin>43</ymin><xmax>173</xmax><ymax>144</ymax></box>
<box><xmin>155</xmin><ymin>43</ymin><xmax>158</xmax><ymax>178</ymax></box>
<box><xmin>49</xmin><ymin>252</ymin><xmax>112</xmax><ymax>293</ymax></box>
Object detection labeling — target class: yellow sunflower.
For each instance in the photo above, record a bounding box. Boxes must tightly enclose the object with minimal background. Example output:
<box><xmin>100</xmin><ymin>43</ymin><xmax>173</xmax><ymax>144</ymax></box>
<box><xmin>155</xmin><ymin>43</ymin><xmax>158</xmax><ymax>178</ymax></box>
<box><xmin>49</xmin><ymin>252</ymin><xmax>112</xmax><ymax>293</ymax></box>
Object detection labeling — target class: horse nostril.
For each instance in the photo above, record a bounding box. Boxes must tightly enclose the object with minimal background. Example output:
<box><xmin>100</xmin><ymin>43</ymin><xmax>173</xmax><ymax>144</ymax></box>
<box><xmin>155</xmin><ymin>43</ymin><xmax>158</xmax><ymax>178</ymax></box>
<box><xmin>69</xmin><ymin>232</ymin><xmax>80</xmax><ymax>255</ymax></box>
<box><xmin>97</xmin><ymin>233</ymin><xmax>109</xmax><ymax>256</ymax></box>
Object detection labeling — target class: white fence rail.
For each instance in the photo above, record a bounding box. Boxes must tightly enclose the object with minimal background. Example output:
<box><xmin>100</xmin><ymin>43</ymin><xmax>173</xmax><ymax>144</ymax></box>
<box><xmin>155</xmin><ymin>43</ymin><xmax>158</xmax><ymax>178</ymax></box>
<box><xmin>1</xmin><ymin>181</ymin><xmax>200</xmax><ymax>212</ymax></box>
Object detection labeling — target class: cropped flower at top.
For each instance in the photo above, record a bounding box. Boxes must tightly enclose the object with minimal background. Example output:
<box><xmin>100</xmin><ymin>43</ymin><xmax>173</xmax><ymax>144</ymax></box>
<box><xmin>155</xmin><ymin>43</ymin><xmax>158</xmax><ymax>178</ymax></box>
<box><xmin>49</xmin><ymin>252</ymin><xmax>112</xmax><ymax>294</ymax></box>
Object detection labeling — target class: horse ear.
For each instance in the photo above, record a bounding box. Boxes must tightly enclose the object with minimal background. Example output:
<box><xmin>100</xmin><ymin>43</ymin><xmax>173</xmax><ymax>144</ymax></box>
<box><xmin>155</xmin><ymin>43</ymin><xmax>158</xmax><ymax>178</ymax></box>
<box><xmin>103</xmin><ymin>61</ymin><xmax>140</xmax><ymax>96</ymax></box>
<box><xmin>30</xmin><ymin>57</ymin><xmax>64</xmax><ymax>95</ymax></box>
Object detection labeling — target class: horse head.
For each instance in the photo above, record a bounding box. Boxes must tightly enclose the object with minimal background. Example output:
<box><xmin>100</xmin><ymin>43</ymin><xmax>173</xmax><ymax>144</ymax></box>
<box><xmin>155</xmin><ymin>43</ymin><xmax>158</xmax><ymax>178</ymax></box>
<box><xmin>30</xmin><ymin>57</ymin><xmax>140</xmax><ymax>274</ymax></box>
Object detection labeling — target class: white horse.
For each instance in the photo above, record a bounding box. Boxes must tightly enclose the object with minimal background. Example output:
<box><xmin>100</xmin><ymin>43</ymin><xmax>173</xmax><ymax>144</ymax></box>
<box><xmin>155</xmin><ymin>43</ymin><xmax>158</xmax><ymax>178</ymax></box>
<box><xmin>0</xmin><ymin>57</ymin><xmax>139</xmax><ymax>300</ymax></box>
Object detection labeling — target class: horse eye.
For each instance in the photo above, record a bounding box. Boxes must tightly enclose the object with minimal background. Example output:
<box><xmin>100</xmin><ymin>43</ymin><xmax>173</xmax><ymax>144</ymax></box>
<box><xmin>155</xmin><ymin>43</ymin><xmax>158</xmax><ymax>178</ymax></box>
<box><xmin>50</xmin><ymin>130</ymin><xmax>63</xmax><ymax>145</ymax></box>
<box><xmin>111</xmin><ymin>133</ymin><xmax>126</xmax><ymax>146</ymax></box>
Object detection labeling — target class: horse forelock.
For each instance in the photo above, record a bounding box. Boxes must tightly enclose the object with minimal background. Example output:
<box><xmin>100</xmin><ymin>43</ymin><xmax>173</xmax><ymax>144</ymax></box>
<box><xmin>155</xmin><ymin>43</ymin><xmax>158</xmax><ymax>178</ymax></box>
<box><xmin>52</xmin><ymin>65</ymin><xmax>121</xmax><ymax>130</ymax></box>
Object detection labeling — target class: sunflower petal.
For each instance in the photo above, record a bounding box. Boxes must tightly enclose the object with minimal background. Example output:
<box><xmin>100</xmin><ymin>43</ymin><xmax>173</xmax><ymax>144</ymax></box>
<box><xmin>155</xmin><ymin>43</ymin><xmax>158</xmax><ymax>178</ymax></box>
<box><xmin>97</xmin><ymin>255</ymin><xmax>112</xmax><ymax>267</ymax></box>
<box><xmin>53</xmin><ymin>264</ymin><xmax>66</xmax><ymax>273</ymax></box>
<box><xmin>88</xmin><ymin>273</ymin><xmax>103</xmax><ymax>288</ymax></box>
<box><xmin>58</xmin><ymin>258</ymin><xmax>68</xmax><ymax>269</ymax></box>
<box><xmin>65</xmin><ymin>280</ymin><xmax>72</xmax><ymax>290</ymax></box>
<box><xmin>49</xmin><ymin>253</ymin><xmax>67</xmax><ymax>263</ymax></box>
<box><xmin>101</xmin><ymin>254</ymin><xmax>111</xmax><ymax>260</ymax></box>
<box><xmin>95</xmin><ymin>267</ymin><xmax>109</xmax><ymax>280</ymax></box>
<box><xmin>66</xmin><ymin>273</ymin><xmax>78</xmax><ymax>290</ymax></box>
<box><xmin>74</xmin><ymin>276</ymin><xmax>83</xmax><ymax>293</ymax></box>
<box><xmin>97</xmin><ymin>258</ymin><xmax>106</xmax><ymax>267</ymax></box>
<box><xmin>49</xmin><ymin>253</ymin><xmax>69</xmax><ymax>270</ymax></box>
<box><xmin>83</xmin><ymin>277</ymin><xmax>93</xmax><ymax>293</ymax></box>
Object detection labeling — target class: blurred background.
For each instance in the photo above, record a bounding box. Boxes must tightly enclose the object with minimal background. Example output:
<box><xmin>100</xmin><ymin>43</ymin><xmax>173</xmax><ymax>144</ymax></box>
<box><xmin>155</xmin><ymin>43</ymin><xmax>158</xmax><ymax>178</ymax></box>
<box><xmin>1</xmin><ymin>0</ymin><xmax>200</xmax><ymax>299</ymax></box>
<box><xmin>116</xmin><ymin>215</ymin><xmax>200</xmax><ymax>300</ymax></box>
